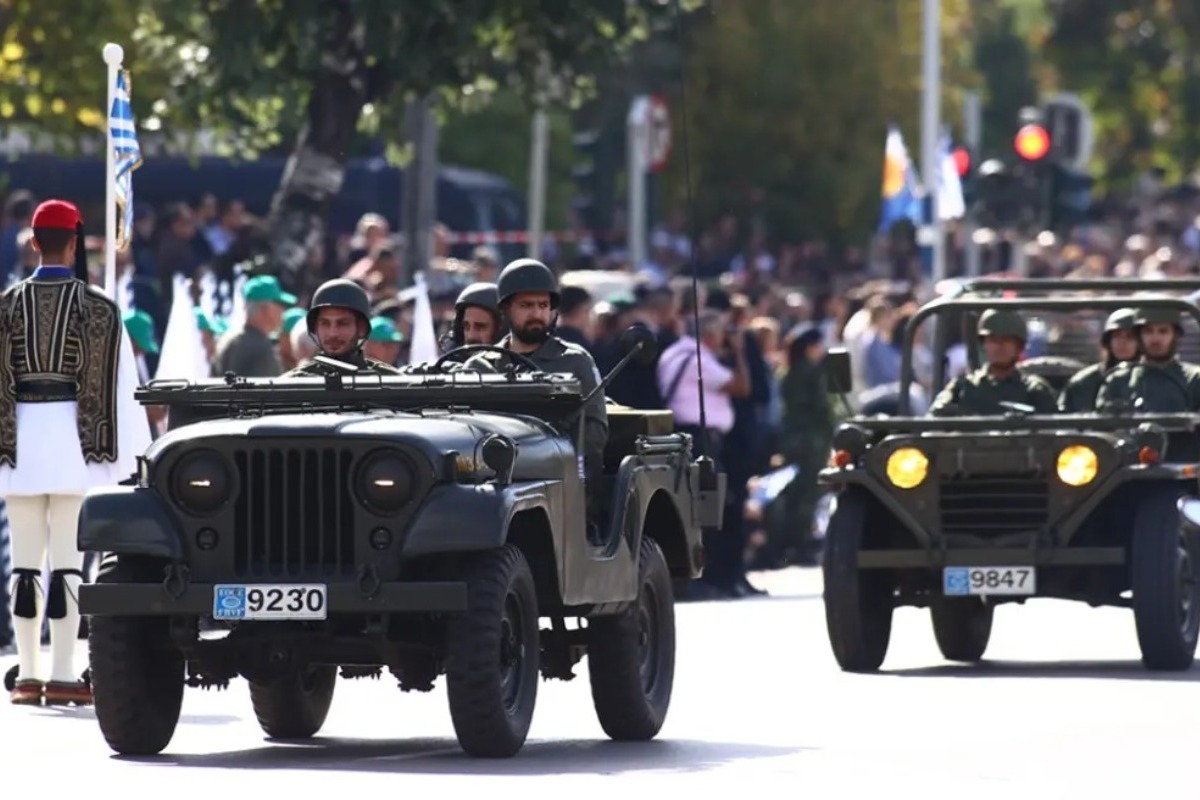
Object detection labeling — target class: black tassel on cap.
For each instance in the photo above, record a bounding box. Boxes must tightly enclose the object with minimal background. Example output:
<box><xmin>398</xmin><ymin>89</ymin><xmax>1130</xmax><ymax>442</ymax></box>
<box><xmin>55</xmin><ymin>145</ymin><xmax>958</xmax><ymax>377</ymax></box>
<box><xmin>74</xmin><ymin>221</ymin><xmax>89</xmax><ymax>282</ymax></box>
<box><xmin>11</xmin><ymin>569</ymin><xmax>39</xmax><ymax>619</ymax></box>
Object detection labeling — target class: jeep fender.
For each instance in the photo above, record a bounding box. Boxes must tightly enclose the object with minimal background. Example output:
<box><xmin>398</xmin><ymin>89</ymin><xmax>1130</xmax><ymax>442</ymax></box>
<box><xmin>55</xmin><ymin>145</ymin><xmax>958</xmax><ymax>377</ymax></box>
<box><xmin>77</xmin><ymin>485</ymin><xmax>185</xmax><ymax>560</ymax></box>
<box><xmin>609</xmin><ymin>456</ymin><xmax>706</xmax><ymax>578</ymax></box>
<box><xmin>401</xmin><ymin>482</ymin><xmax>557</xmax><ymax>557</ymax></box>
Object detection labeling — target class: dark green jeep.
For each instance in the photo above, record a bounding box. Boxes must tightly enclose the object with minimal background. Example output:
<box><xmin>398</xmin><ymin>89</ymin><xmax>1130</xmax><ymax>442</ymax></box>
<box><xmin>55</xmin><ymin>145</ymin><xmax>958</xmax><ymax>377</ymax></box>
<box><xmin>820</xmin><ymin>283</ymin><xmax>1200</xmax><ymax>674</ymax></box>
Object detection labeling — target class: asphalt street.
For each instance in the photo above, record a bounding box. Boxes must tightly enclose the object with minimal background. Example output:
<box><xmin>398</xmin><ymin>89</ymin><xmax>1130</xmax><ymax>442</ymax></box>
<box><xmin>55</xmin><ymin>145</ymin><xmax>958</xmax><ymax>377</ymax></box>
<box><xmin>2</xmin><ymin>566</ymin><xmax>1197</xmax><ymax>797</ymax></box>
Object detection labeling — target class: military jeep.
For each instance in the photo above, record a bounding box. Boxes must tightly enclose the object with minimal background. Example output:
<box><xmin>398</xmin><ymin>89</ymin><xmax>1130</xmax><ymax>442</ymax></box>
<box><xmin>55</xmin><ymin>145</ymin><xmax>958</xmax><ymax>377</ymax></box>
<box><xmin>820</xmin><ymin>284</ymin><xmax>1200</xmax><ymax>674</ymax></box>
<box><xmin>77</xmin><ymin>329</ymin><xmax>724</xmax><ymax>758</ymax></box>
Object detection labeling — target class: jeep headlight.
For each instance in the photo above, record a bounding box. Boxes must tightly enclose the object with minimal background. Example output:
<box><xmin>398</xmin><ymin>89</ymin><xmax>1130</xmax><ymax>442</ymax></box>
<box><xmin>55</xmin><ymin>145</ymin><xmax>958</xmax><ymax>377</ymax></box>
<box><xmin>1057</xmin><ymin>445</ymin><xmax>1098</xmax><ymax>487</ymax></box>
<box><xmin>170</xmin><ymin>450</ymin><xmax>232</xmax><ymax>515</ymax></box>
<box><xmin>885</xmin><ymin>447</ymin><xmax>928</xmax><ymax>489</ymax></box>
<box><xmin>357</xmin><ymin>449</ymin><xmax>417</xmax><ymax>515</ymax></box>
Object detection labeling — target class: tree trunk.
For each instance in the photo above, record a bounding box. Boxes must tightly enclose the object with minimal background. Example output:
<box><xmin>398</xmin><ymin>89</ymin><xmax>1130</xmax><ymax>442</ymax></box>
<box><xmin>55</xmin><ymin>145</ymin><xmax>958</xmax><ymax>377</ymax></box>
<box><xmin>267</xmin><ymin>0</ymin><xmax>368</xmax><ymax>298</ymax></box>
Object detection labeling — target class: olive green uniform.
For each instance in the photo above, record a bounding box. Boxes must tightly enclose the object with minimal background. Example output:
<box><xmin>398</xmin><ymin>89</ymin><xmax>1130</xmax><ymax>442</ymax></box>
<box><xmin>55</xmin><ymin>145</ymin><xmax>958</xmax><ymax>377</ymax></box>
<box><xmin>1059</xmin><ymin>362</ymin><xmax>1108</xmax><ymax>413</ymax></box>
<box><xmin>928</xmin><ymin>366</ymin><xmax>1058</xmax><ymax>416</ymax></box>
<box><xmin>1094</xmin><ymin>359</ymin><xmax>1200</xmax><ymax>412</ymax></box>
<box><xmin>285</xmin><ymin>353</ymin><xmax>400</xmax><ymax>377</ymax></box>
<box><xmin>772</xmin><ymin>356</ymin><xmax>833</xmax><ymax>564</ymax></box>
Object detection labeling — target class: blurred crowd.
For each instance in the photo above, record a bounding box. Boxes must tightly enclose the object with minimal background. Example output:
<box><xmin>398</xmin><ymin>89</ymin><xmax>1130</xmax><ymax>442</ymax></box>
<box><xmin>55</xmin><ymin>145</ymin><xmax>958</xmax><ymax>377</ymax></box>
<box><xmin>2</xmin><ymin>169</ymin><xmax>1200</xmax><ymax>646</ymax></box>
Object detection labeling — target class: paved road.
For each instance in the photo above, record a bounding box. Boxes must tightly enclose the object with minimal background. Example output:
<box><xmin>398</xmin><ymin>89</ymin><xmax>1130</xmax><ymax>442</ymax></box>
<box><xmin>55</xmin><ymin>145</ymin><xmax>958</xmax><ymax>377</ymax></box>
<box><xmin>2</xmin><ymin>567</ymin><xmax>1197</xmax><ymax>797</ymax></box>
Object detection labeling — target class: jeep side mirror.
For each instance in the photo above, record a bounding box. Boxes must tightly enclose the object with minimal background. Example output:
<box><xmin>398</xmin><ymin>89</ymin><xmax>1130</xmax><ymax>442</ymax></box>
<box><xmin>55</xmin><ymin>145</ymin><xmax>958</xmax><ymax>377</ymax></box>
<box><xmin>825</xmin><ymin>347</ymin><xmax>852</xmax><ymax>394</ymax></box>
<box><xmin>1179</xmin><ymin>496</ymin><xmax>1200</xmax><ymax>531</ymax></box>
<box><xmin>619</xmin><ymin>323</ymin><xmax>659</xmax><ymax>366</ymax></box>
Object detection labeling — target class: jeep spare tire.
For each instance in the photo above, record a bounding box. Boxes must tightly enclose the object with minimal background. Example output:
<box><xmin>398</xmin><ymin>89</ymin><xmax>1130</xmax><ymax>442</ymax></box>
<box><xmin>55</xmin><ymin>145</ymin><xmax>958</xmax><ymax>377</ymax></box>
<box><xmin>445</xmin><ymin>543</ymin><xmax>540</xmax><ymax>758</ymax></box>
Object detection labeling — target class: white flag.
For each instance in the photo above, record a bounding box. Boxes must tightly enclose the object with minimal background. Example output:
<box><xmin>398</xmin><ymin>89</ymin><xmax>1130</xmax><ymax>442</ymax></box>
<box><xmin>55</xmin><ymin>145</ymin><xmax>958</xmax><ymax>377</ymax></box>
<box><xmin>938</xmin><ymin>129</ymin><xmax>966</xmax><ymax>221</ymax></box>
<box><xmin>155</xmin><ymin>274</ymin><xmax>210</xmax><ymax>383</ymax></box>
<box><xmin>408</xmin><ymin>272</ymin><xmax>440</xmax><ymax>364</ymax></box>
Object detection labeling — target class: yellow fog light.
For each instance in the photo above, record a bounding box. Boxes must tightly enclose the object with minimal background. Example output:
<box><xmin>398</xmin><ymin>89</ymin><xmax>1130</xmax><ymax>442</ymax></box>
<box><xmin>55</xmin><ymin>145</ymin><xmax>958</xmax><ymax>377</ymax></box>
<box><xmin>1057</xmin><ymin>445</ymin><xmax>1098</xmax><ymax>487</ymax></box>
<box><xmin>886</xmin><ymin>447</ymin><xmax>929</xmax><ymax>489</ymax></box>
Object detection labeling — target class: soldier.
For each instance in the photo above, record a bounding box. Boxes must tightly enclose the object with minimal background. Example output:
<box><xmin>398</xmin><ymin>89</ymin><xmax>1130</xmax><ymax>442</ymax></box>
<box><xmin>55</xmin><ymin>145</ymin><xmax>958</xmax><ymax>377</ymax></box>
<box><xmin>286</xmin><ymin>279</ymin><xmax>400</xmax><ymax>376</ymax></box>
<box><xmin>928</xmin><ymin>309</ymin><xmax>1058</xmax><ymax>416</ymax></box>
<box><xmin>463</xmin><ymin>259</ymin><xmax>609</xmax><ymax>541</ymax></box>
<box><xmin>0</xmin><ymin>199</ymin><xmax>150</xmax><ymax>706</ymax></box>
<box><xmin>1095</xmin><ymin>307</ymin><xmax>1200</xmax><ymax>412</ymax></box>
<box><xmin>1059</xmin><ymin>308</ymin><xmax>1141</xmax><ymax>412</ymax></box>
<box><xmin>442</xmin><ymin>281</ymin><xmax>502</xmax><ymax>355</ymax></box>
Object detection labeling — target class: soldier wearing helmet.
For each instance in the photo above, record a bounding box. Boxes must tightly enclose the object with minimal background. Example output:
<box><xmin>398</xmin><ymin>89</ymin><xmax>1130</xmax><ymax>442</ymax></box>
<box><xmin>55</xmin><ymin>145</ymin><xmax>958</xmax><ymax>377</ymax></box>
<box><xmin>286</xmin><ymin>279</ymin><xmax>401</xmax><ymax>376</ymax></box>
<box><xmin>1095</xmin><ymin>304</ymin><xmax>1200</xmax><ymax>412</ymax></box>
<box><xmin>1059</xmin><ymin>308</ymin><xmax>1141</xmax><ymax>412</ymax></box>
<box><xmin>442</xmin><ymin>281</ymin><xmax>502</xmax><ymax>355</ymax></box>
<box><xmin>462</xmin><ymin>259</ymin><xmax>609</xmax><ymax>542</ymax></box>
<box><xmin>928</xmin><ymin>309</ymin><xmax>1057</xmax><ymax>416</ymax></box>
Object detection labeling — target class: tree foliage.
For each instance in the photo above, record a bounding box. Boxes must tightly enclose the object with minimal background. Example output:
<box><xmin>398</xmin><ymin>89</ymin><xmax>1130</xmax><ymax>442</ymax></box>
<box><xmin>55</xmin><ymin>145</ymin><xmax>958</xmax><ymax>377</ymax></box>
<box><xmin>660</xmin><ymin>0</ymin><xmax>975</xmax><ymax>247</ymax></box>
<box><xmin>1045</xmin><ymin>0</ymin><xmax>1200</xmax><ymax>186</ymax></box>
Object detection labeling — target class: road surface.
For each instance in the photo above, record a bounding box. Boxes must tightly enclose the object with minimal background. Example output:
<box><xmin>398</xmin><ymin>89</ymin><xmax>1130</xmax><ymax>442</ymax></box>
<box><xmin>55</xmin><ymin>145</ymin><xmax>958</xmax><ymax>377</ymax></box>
<box><xmin>2</xmin><ymin>567</ymin><xmax>1197</xmax><ymax>797</ymax></box>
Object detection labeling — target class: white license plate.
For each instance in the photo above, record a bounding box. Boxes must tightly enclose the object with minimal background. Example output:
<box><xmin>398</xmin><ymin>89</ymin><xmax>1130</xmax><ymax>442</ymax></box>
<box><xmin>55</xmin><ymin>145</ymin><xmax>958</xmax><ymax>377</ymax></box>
<box><xmin>212</xmin><ymin>584</ymin><xmax>328</xmax><ymax>621</ymax></box>
<box><xmin>943</xmin><ymin>566</ymin><xmax>1035</xmax><ymax>596</ymax></box>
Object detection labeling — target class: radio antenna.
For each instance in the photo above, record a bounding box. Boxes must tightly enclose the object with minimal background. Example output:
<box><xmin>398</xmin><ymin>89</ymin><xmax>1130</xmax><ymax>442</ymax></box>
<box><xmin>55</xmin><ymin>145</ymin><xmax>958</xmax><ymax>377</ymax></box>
<box><xmin>671</xmin><ymin>0</ymin><xmax>709</xmax><ymax>459</ymax></box>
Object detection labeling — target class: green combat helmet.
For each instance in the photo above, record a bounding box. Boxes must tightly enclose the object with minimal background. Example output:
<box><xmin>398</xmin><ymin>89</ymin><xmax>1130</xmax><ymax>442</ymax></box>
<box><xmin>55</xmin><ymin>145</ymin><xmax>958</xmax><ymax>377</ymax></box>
<box><xmin>977</xmin><ymin>309</ymin><xmax>1028</xmax><ymax>343</ymax></box>
<box><xmin>1135</xmin><ymin>306</ymin><xmax>1184</xmax><ymax>333</ymax></box>
<box><xmin>496</xmin><ymin>259</ymin><xmax>560</xmax><ymax>309</ymax></box>
<box><xmin>1102</xmin><ymin>308</ymin><xmax>1139</xmax><ymax>345</ymax></box>
<box><xmin>306</xmin><ymin>279</ymin><xmax>372</xmax><ymax>334</ymax></box>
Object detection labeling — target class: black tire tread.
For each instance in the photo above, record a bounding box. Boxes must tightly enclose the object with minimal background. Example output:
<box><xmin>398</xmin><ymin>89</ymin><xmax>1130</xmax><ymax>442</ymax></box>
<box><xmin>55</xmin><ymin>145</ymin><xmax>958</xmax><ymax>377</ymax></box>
<box><xmin>930</xmin><ymin>599</ymin><xmax>993</xmax><ymax>663</ymax></box>
<box><xmin>1132</xmin><ymin>489</ymin><xmax>1199</xmax><ymax>671</ymax></box>
<box><xmin>249</xmin><ymin>666</ymin><xmax>337</xmax><ymax>739</ymax></box>
<box><xmin>822</xmin><ymin>491</ymin><xmax>894</xmax><ymax>672</ymax></box>
<box><xmin>588</xmin><ymin>536</ymin><xmax>676</xmax><ymax>741</ymax></box>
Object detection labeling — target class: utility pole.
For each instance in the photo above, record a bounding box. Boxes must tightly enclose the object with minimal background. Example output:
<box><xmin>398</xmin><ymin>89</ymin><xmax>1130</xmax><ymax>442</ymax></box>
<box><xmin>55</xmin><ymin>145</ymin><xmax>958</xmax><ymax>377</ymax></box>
<box><xmin>963</xmin><ymin>90</ymin><xmax>982</xmax><ymax>277</ymax></box>
<box><xmin>401</xmin><ymin>94</ymin><xmax>439</xmax><ymax>285</ymax></box>
<box><xmin>920</xmin><ymin>0</ymin><xmax>944</xmax><ymax>283</ymax></box>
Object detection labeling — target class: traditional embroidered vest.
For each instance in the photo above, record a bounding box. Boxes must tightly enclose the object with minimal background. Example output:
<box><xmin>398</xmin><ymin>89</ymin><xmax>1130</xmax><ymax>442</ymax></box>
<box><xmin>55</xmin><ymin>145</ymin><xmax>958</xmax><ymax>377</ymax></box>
<box><xmin>0</xmin><ymin>276</ymin><xmax>122</xmax><ymax>466</ymax></box>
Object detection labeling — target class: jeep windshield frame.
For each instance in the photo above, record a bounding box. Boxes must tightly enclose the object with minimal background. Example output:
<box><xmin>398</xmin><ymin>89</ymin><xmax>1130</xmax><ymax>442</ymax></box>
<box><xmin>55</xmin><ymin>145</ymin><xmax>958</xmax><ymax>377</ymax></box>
<box><xmin>137</xmin><ymin>371</ymin><xmax>586</xmax><ymax>418</ymax></box>
<box><xmin>898</xmin><ymin>289</ymin><xmax>1200</xmax><ymax>416</ymax></box>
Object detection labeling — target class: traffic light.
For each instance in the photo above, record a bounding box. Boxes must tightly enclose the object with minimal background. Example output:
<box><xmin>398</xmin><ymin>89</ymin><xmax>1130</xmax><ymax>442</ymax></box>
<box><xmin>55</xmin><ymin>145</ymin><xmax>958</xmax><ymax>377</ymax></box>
<box><xmin>1009</xmin><ymin>111</ymin><xmax>1053</xmax><ymax>233</ymax></box>
<box><xmin>953</xmin><ymin>145</ymin><xmax>976</xmax><ymax>209</ymax></box>
<box><xmin>973</xmin><ymin>158</ymin><xmax>1019</xmax><ymax>229</ymax></box>
<box><xmin>1042</xmin><ymin>94</ymin><xmax>1094</xmax><ymax>172</ymax></box>
<box><xmin>1048</xmin><ymin>164</ymin><xmax>1094</xmax><ymax>232</ymax></box>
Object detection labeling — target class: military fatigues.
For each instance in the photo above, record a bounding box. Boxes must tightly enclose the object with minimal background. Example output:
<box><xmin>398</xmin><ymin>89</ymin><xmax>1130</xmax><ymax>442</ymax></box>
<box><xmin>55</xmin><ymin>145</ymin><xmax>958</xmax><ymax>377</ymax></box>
<box><xmin>290</xmin><ymin>278</ymin><xmax>399</xmax><ymax>377</ymax></box>
<box><xmin>1095</xmin><ymin>360</ymin><xmax>1200</xmax><ymax>412</ymax></box>
<box><xmin>286</xmin><ymin>353</ymin><xmax>400</xmax><ymax>377</ymax></box>
<box><xmin>1059</xmin><ymin>362</ymin><xmax>1108</xmax><ymax>413</ymax></box>
<box><xmin>928</xmin><ymin>366</ymin><xmax>1058</xmax><ymax>416</ymax></box>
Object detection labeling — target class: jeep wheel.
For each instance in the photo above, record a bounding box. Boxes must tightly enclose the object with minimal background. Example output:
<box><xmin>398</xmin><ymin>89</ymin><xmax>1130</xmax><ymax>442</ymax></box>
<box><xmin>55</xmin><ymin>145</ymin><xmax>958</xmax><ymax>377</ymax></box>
<box><xmin>88</xmin><ymin>556</ymin><xmax>185</xmax><ymax>756</ymax></box>
<box><xmin>587</xmin><ymin>536</ymin><xmax>676</xmax><ymax>741</ymax></box>
<box><xmin>930</xmin><ymin>598</ymin><xmax>993</xmax><ymax>662</ymax></box>
<box><xmin>249</xmin><ymin>665</ymin><xmax>337</xmax><ymax>739</ymax></box>
<box><xmin>446</xmin><ymin>544</ymin><xmax>540</xmax><ymax>758</ymax></box>
<box><xmin>823</xmin><ymin>490</ymin><xmax>894</xmax><ymax>672</ymax></box>
<box><xmin>1131</xmin><ymin>490</ymin><xmax>1200</xmax><ymax>671</ymax></box>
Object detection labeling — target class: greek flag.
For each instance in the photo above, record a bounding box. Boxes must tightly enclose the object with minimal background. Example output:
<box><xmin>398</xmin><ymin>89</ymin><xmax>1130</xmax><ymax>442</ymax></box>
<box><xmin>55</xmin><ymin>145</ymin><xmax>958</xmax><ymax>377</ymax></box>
<box><xmin>109</xmin><ymin>69</ymin><xmax>142</xmax><ymax>251</ymax></box>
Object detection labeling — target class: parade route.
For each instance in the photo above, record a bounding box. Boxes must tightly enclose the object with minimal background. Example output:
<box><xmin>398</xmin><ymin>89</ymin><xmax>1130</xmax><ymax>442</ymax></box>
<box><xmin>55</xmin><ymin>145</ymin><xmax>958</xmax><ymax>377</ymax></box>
<box><xmin>3</xmin><ymin>567</ymin><xmax>1197</xmax><ymax>798</ymax></box>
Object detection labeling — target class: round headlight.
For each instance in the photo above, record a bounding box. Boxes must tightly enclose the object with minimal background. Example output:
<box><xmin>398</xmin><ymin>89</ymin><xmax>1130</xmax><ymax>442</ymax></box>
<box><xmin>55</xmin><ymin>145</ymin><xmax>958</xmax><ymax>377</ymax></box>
<box><xmin>885</xmin><ymin>447</ymin><xmax>929</xmax><ymax>489</ymax></box>
<box><xmin>358</xmin><ymin>451</ymin><xmax>416</xmax><ymax>515</ymax></box>
<box><xmin>171</xmin><ymin>451</ymin><xmax>231</xmax><ymax>515</ymax></box>
<box><xmin>1057</xmin><ymin>445</ymin><xmax>1098</xmax><ymax>487</ymax></box>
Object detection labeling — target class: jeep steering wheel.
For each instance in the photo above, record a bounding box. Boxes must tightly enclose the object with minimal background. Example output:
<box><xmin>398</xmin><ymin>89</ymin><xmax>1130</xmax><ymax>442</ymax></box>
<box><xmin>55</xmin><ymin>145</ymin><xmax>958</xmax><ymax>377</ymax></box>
<box><xmin>432</xmin><ymin>344</ymin><xmax>542</xmax><ymax>374</ymax></box>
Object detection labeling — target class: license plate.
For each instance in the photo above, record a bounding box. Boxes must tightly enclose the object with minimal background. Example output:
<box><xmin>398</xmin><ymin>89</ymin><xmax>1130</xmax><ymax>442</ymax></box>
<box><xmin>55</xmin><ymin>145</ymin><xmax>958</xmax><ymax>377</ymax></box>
<box><xmin>943</xmin><ymin>566</ymin><xmax>1035</xmax><ymax>596</ymax></box>
<box><xmin>212</xmin><ymin>584</ymin><xmax>328</xmax><ymax>621</ymax></box>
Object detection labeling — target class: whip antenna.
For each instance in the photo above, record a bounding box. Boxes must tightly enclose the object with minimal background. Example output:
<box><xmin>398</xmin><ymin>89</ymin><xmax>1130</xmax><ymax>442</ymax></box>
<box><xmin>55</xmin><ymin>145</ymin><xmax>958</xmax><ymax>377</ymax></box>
<box><xmin>671</xmin><ymin>0</ymin><xmax>709</xmax><ymax>460</ymax></box>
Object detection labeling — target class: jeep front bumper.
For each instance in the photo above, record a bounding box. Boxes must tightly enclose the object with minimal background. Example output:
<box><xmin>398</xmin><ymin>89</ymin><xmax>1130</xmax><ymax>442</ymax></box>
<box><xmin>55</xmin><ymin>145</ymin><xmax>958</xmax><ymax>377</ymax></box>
<box><xmin>79</xmin><ymin>580</ymin><xmax>468</xmax><ymax>616</ymax></box>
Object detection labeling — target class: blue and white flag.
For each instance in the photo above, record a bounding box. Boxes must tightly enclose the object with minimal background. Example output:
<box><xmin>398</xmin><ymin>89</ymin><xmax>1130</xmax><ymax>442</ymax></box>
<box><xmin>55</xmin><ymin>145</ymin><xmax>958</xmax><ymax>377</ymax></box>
<box><xmin>109</xmin><ymin>69</ymin><xmax>142</xmax><ymax>251</ymax></box>
<box><xmin>879</xmin><ymin>124</ymin><xmax>923</xmax><ymax>233</ymax></box>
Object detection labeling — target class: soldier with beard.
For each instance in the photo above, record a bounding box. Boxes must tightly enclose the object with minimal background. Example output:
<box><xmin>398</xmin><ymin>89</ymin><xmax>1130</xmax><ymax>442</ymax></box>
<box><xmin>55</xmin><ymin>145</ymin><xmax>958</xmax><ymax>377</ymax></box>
<box><xmin>1095</xmin><ymin>307</ymin><xmax>1200</xmax><ymax>412</ymax></box>
<box><xmin>285</xmin><ymin>279</ymin><xmax>400</xmax><ymax>377</ymax></box>
<box><xmin>1059</xmin><ymin>308</ymin><xmax>1140</xmax><ymax>412</ymax></box>
<box><xmin>928</xmin><ymin>309</ymin><xmax>1057</xmax><ymax>416</ymax></box>
<box><xmin>463</xmin><ymin>259</ymin><xmax>609</xmax><ymax>542</ymax></box>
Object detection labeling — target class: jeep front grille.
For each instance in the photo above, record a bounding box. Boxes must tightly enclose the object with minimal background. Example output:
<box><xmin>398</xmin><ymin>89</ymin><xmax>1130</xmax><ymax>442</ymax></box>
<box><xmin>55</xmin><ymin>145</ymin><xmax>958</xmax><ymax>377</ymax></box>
<box><xmin>939</xmin><ymin>472</ymin><xmax>1049</xmax><ymax>537</ymax></box>
<box><xmin>232</xmin><ymin>448</ymin><xmax>356</xmax><ymax>578</ymax></box>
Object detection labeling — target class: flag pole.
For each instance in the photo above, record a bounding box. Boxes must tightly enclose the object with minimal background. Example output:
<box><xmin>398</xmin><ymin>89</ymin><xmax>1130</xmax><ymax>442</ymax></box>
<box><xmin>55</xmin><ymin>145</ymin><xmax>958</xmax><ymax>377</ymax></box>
<box><xmin>102</xmin><ymin>42</ymin><xmax>123</xmax><ymax>297</ymax></box>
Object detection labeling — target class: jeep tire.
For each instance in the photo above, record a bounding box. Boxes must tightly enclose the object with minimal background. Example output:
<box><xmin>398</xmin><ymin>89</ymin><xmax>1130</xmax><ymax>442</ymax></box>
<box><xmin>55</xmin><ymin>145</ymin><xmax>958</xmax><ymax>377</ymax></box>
<box><xmin>249</xmin><ymin>665</ymin><xmax>337</xmax><ymax>739</ymax></box>
<box><xmin>930</xmin><ymin>598</ymin><xmax>993</xmax><ymax>662</ymax></box>
<box><xmin>587</xmin><ymin>535</ymin><xmax>676</xmax><ymax>741</ymax></box>
<box><xmin>823</xmin><ymin>490</ymin><xmax>894</xmax><ymax>672</ymax></box>
<box><xmin>88</xmin><ymin>555</ymin><xmax>186</xmax><ymax>755</ymax></box>
<box><xmin>1131</xmin><ymin>488</ymin><xmax>1200</xmax><ymax>671</ymax></box>
<box><xmin>446</xmin><ymin>543</ymin><xmax>540</xmax><ymax>758</ymax></box>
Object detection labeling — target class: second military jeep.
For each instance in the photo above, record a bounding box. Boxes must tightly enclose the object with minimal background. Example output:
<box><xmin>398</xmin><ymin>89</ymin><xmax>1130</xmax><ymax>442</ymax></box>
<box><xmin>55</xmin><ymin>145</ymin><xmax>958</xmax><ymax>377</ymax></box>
<box><xmin>77</xmin><ymin>329</ymin><xmax>724</xmax><ymax>757</ymax></box>
<box><xmin>821</xmin><ymin>282</ymin><xmax>1200</xmax><ymax>673</ymax></box>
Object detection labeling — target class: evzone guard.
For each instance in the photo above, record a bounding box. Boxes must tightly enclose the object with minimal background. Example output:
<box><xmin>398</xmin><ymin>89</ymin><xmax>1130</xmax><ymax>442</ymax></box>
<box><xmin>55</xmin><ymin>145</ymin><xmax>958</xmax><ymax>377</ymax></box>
<box><xmin>0</xmin><ymin>199</ymin><xmax>150</xmax><ymax>706</ymax></box>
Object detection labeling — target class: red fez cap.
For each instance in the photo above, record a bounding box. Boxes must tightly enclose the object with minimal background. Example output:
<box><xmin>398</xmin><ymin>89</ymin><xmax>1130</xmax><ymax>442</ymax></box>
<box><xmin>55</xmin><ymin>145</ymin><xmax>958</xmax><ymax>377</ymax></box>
<box><xmin>31</xmin><ymin>200</ymin><xmax>83</xmax><ymax>230</ymax></box>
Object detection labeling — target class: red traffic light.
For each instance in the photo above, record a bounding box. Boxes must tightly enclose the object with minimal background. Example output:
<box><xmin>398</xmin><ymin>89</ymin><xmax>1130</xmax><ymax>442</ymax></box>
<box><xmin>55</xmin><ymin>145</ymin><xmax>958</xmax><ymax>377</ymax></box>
<box><xmin>952</xmin><ymin>147</ymin><xmax>971</xmax><ymax>177</ymax></box>
<box><xmin>1014</xmin><ymin>124</ymin><xmax>1051</xmax><ymax>161</ymax></box>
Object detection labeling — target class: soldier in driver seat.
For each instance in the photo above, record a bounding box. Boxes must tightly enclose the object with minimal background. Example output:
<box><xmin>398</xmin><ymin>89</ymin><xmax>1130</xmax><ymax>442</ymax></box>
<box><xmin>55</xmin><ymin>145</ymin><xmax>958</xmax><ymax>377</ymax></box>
<box><xmin>439</xmin><ymin>281</ymin><xmax>503</xmax><ymax>360</ymax></box>
<box><xmin>1094</xmin><ymin>307</ymin><xmax>1200</xmax><ymax>412</ymax></box>
<box><xmin>286</xmin><ymin>279</ymin><xmax>401</xmax><ymax>377</ymax></box>
<box><xmin>462</xmin><ymin>259</ymin><xmax>610</xmax><ymax>543</ymax></box>
<box><xmin>927</xmin><ymin>309</ymin><xmax>1057</xmax><ymax>416</ymax></box>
